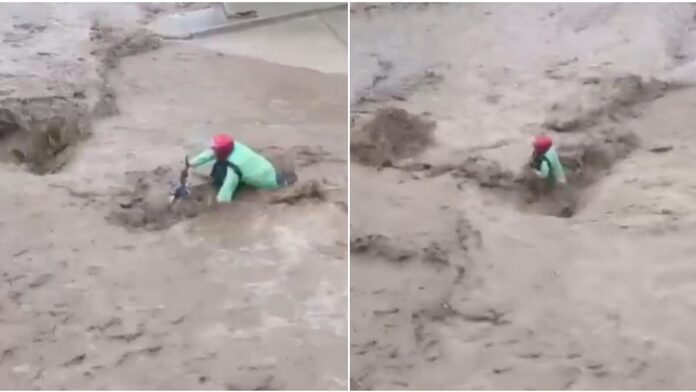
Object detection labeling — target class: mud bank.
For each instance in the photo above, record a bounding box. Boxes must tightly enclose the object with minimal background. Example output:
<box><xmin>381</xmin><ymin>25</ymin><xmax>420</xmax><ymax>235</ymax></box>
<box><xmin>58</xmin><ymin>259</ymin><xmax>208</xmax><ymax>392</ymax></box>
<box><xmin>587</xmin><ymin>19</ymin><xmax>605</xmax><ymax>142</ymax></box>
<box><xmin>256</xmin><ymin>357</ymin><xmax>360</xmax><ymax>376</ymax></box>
<box><xmin>351</xmin><ymin>3</ymin><xmax>696</xmax><ymax>390</ymax></box>
<box><xmin>0</xmin><ymin>10</ymin><xmax>162</xmax><ymax>174</ymax></box>
<box><xmin>0</xmin><ymin>96</ymin><xmax>91</xmax><ymax>174</ymax></box>
<box><xmin>351</xmin><ymin>107</ymin><xmax>435</xmax><ymax>167</ymax></box>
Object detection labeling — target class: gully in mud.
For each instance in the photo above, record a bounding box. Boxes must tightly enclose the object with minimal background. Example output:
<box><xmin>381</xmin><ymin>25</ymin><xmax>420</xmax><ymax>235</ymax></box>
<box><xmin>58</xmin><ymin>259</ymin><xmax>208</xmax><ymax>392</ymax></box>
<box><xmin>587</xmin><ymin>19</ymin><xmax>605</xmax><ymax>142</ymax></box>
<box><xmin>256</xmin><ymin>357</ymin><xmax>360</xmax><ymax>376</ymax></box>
<box><xmin>184</xmin><ymin>134</ymin><xmax>298</xmax><ymax>203</ymax></box>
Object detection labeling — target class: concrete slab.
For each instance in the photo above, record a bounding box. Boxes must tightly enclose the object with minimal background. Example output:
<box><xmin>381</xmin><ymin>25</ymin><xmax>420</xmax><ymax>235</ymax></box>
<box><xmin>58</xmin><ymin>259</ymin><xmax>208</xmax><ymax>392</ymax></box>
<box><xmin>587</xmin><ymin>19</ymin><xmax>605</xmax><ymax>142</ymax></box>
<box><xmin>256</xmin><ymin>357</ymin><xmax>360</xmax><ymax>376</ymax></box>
<box><xmin>195</xmin><ymin>9</ymin><xmax>347</xmax><ymax>74</ymax></box>
<box><xmin>317</xmin><ymin>6</ymin><xmax>348</xmax><ymax>46</ymax></box>
<box><xmin>149</xmin><ymin>2</ymin><xmax>346</xmax><ymax>40</ymax></box>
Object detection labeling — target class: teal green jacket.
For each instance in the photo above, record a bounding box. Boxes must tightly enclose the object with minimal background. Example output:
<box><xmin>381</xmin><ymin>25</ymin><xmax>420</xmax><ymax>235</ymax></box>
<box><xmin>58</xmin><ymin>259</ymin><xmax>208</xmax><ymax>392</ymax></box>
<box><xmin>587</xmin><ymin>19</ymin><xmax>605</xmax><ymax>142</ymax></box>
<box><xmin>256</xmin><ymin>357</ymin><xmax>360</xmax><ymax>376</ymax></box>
<box><xmin>189</xmin><ymin>142</ymin><xmax>279</xmax><ymax>202</ymax></box>
<box><xmin>534</xmin><ymin>147</ymin><xmax>567</xmax><ymax>184</ymax></box>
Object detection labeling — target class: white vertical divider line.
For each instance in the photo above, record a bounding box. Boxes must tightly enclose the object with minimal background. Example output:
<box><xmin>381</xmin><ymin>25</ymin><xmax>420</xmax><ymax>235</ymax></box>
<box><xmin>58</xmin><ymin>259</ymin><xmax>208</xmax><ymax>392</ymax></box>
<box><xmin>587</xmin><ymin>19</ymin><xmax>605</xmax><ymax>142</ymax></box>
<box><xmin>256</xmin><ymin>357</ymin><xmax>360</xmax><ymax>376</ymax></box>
<box><xmin>345</xmin><ymin>1</ymin><xmax>352</xmax><ymax>389</ymax></box>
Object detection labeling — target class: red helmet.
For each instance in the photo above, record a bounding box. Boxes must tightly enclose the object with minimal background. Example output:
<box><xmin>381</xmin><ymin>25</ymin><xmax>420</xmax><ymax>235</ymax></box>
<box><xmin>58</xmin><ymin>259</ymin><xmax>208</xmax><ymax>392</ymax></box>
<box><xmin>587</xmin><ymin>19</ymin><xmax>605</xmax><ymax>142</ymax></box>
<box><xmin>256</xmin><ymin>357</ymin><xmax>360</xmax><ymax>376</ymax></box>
<box><xmin>532</xmin><ymin>135</ymin><xmax>552</xmax><ymax>154</ymax></box>
<box><xmin>212</xmin><ymin>134</ymin><xmax>234</xmax><ymax>161</ymax></box>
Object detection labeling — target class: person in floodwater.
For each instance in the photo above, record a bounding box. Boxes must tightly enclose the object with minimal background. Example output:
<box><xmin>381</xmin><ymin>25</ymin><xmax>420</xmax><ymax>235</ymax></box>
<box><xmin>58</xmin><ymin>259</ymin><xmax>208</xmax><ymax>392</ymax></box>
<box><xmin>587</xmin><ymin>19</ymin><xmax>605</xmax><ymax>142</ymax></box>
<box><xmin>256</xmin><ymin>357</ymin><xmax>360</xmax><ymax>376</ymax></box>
<box><xmin>187</xmin><ymin>134</ymin><xmax>297</xmax><ymax>203</ymax></box>
<box><xmin>529</xmin><ymin>135</ymin><xmax>567</xmax><ymax>186</ymax></box>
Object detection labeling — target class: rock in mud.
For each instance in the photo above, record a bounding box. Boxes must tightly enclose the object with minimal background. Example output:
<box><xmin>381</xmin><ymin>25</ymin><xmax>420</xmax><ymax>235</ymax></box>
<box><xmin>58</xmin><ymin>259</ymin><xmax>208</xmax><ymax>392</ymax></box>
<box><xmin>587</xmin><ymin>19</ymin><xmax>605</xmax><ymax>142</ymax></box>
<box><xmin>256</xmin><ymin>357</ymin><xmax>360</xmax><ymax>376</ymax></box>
<box><xmin>351</xmin><ymin>107</ymin><xmax>436</xmax><ymax>167</ymax></box>
<box><xmin>0</xmin><ymin>96</ymin><xmax>91</xmax><ymax>174</ymax></box>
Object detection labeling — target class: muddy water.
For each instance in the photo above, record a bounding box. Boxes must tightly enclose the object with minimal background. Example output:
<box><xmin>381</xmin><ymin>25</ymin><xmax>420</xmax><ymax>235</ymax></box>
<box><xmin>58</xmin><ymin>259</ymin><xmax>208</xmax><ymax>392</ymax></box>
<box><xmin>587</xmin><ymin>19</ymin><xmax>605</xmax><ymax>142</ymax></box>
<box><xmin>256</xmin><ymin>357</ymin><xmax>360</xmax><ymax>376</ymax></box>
<box><xmin>351</xmin><ymin>3</ymin><xmax>696</xmax><ymax>390</ymax></box>
<box><xmin>0</xmin><ymin>4</ymin><xmax>347</xmax><ymax>390</ymax></box>
<box><xmin>351</xmin><ymin>107</ymin><xmax>435</xmax><ymax>167</ymax></box>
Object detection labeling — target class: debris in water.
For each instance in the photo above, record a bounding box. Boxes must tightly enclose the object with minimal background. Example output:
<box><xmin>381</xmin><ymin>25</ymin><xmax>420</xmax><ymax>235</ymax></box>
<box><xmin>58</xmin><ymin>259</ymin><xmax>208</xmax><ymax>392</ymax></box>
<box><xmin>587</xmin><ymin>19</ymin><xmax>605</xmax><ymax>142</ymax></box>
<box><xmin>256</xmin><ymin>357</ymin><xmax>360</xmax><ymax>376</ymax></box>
<box><xmin>270</xmin><ymin>180</ymin><xmax>328</xmax><ymax>204</ymax></box>
<box><xmin>649</xmin><ymin>145</ymin><xmax>673</xmax><ymax>153</ymax></box>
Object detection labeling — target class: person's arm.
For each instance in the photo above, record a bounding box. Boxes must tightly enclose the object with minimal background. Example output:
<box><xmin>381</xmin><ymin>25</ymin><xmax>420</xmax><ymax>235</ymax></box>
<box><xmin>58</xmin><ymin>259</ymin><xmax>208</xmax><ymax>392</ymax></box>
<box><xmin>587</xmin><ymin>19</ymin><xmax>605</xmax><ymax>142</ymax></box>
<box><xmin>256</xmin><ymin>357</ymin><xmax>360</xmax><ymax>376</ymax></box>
<box><xmin>534</xmin><ymin>159</ymin><xmax>550</xmax><ymax>179</ymax></box>
<box><xmin>216</xmin><ymin>170</ymin><xmax>240</xmax><ymax>203</ymax></box>
<box><xmin>551</xmin><ymin>158</ymin><xmax>567</xmax><ymax>184</ymax></box>
<box><xmin>188</xmin><ymin>149</ymin><xmax>215</xmax><ymax>168</ymax></box>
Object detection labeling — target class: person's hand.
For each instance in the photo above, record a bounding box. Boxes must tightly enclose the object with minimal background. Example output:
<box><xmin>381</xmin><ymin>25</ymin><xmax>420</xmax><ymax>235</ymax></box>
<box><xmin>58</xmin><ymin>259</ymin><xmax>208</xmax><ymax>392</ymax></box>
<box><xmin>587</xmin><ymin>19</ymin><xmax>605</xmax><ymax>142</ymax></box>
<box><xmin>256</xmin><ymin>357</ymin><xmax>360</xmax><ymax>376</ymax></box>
<box><xmin>529</xmin><ymin>154</ymin><xmax>543</xmax><ymax>170</ymax></box>
<box><xmin>180</xmin><ymin>156</ymin><xmax>190</xmax><ymax>184</ymax></box>
<box><xmin>528</xmin><ymin>158</ymin><xmax>538</xmax><ymax>170</ymax></box>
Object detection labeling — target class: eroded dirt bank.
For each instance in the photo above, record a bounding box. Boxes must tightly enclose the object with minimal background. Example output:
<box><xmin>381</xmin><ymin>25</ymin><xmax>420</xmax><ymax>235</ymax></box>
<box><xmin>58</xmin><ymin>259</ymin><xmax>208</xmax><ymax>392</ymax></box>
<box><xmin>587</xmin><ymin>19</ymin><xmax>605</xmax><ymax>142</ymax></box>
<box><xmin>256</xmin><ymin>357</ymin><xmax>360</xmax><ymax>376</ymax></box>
<box><xmin>351</xmin><ymin>3</ymin><xmax>696</xmax><ymax>390</ymax></box>
<box><xmin>0</xmin><ymin>3</ymin><xmax>347</xmax><ymax>389</ymax></box>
